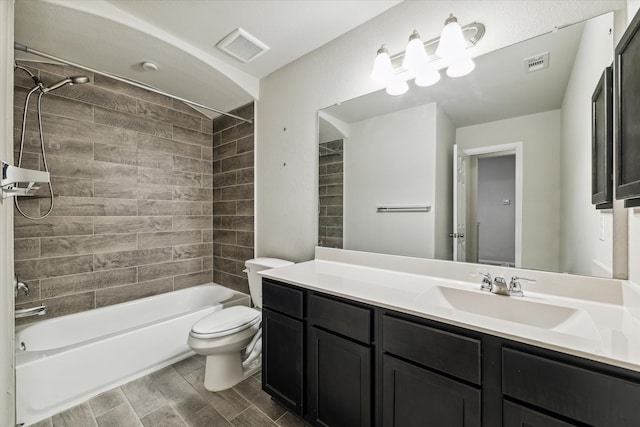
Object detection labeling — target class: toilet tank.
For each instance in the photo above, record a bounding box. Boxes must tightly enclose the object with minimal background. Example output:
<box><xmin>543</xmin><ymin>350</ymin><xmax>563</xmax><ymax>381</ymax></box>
<box><xmin>244</xmin><ymin>258</ymin><xmax>294</xmax><ymax>308</ymax></box>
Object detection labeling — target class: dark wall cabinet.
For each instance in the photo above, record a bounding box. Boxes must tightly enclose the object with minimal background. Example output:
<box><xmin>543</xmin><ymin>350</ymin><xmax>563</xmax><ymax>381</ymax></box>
<box><xmin>261</xmin><ymin>279</ymin><xmax>640</xmax><ymax>426</ymax></box>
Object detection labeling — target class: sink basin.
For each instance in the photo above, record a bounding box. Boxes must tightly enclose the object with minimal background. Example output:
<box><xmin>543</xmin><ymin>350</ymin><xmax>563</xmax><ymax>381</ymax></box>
<box><xmin>422</xmin><ymin>286</ymin><xmax>599</xmax><ymax>339</ymax></box>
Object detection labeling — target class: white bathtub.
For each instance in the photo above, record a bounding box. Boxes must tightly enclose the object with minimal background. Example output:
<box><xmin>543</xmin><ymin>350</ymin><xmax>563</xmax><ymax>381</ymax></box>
<box><xmin>15</xmin><ymin>283</ymin><xmax>250</xmax><ymax>426</ymax></box>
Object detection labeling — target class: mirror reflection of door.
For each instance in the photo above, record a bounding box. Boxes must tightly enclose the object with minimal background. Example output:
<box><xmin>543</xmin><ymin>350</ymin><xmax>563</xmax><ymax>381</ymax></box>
<box><xmin>474</xmin><ymin>155</ymin><xmax>516</xmax><ymax>267</ymax></box>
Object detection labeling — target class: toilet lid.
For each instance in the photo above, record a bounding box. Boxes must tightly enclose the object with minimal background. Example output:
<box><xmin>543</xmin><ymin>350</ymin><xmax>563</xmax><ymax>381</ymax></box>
<box><xmin>190</xmin><ymin>306</ymin><xmax>261</xmax><ymax>339</ymax></box>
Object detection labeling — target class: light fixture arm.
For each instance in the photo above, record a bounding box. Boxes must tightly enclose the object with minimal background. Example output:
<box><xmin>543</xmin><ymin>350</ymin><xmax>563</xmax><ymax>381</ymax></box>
<box><xmin>389</xmin><ymin>21</ymin><xmax>485</xmax><ymax>64</ymax></box>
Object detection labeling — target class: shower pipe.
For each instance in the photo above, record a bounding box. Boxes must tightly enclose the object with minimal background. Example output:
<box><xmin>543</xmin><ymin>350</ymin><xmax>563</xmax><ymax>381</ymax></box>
<box><xmin>14</xmin><ymin>42</ymin><xmax>254</xmax><ymax>124</ymax></box>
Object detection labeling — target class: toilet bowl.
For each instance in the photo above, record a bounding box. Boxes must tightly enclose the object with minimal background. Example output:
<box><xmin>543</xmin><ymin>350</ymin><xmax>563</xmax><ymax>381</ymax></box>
<box><xmin>187</xmin><ymin>257</ymin><xmax>293</xmax><ymax>391</ymax></box>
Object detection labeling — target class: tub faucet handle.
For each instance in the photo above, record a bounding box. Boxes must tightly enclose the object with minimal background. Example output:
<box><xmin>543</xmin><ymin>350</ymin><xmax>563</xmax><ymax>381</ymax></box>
<box><xmin>14</xmin><ymin>274</ymin><xmax>29</xmax><ymax>298</ymax></box>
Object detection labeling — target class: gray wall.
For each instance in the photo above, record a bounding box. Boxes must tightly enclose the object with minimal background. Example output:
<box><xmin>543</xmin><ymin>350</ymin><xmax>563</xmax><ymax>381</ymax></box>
<box><xmin>13</xmin><ymin>62</ymin><xmax>254</xmax><ymax>323</ymax></box>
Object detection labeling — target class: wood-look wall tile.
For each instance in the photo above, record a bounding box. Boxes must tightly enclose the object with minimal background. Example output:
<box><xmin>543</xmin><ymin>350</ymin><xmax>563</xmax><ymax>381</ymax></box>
<box><xmin>174</xmin><ymin>270</ymin><xmax>213</xmax><ymax>290</ymax></box>
<box><xmin>136</xmin><ymin>183</ymin><xmax>174</xmax><ymax>200</ymax></box>
<box><xmin>174</xmin><ymin>156</ymin><xmax>212</xmax><ymax>174</ymax></box>
<box><xmin>173</xmin><ymin>187</ymin><xmax>212</xmax><ymax>202</ymax></box>
<box><xmin>173</xmin><ymin>126</ymin><xmax>212</xmax><ymax>147</ymax></box>
<box><xmin>213</xmin><ymin>171</ymin><xmax>237</xmax><ymax>188</ymax></box>
<box><xmin>215</xmin><ymin>216</ymin><xmax>253</xmax><ymax>231</ymax></box>
<box><xmin>237</xmin><ymin>169</ymin><xmax>254</xmax><ymax>185</ymax></box>
<box><xmin>173</xmin><ymin>243</ymin><xmax>213</xmax><ymax>260</ymax></box>
<box><xmin>138</xmin><ymin>231</ymin><xmax>202</xmax><ymax>250</ymax></box>
<box><xmin>221</xmin><ymin>152</ymin><xmax>253</xmax><ymax>172</ymax></box>
<box><xmin>14</xmin><ymin>238</ymin><xmax>40</xmax><ymax>260</ymax></box>
<box><xmin>92</xmin><ymin>180</ymin><xmax>138</xmax><ymax>200</ymax></box>
<box><xmin>51</xmin><ymin>176</ymin><xmax>94</xmax><ymax>197</ymax></box>
<box><xmin>236</xmin><ymin>135</ymin><xmax>254</xmax><ymax>154</ymax></box>
<box><xmin>202</xmin><ymin>230</ymin><xmax>213</xmax><ymax>243</ymax></box>
<box><xmin>41</xmin><ymin>233</ymin><xmax>137</xmax><ymax>257</ymax></box>
<box><xmin>94</xmin><ymin>248</ymin><xmax>172</xmax><ymax>271</ymax></box>
<box><xmin>137</xmin><ymin>135</ymin><xmax>201</xmax><ymax>160</ymax></box>
<box><xmin>94</xmin><ymin>216</ymin><xmax>172</xmax><ymax>234</ymax></box>
<box><xmin>173</xmin><ymin>216</ymin><xmax>212</xmax><ymax>231</ymax></box>
<box><xmin>95</xmin><ymin>277</ymin><xmax>173</xmax><ymax>308</ymax></box>
<box><xmin>202</xmin><ymin>202</ymin><xmax>213</xmax><ymax>215</ymax></box>
<box><xmin>136</xmin><ymin>150</ymin><xmax>174</xmax><ymax>170</ymax></box>
<box><xmin>219</xmin><ymin>244</ymin><xmax>254</xmax><ymax>262</ymax></box>
<box><xmin>213</xmin><ymin>257</ymin><xmax>237</xmax><ymax>275</ymax></box>
<box><xmin>213</xmin><ymin>271</ymin><xmax>248</xmax><ymax>295</ymax></box>
<box><xmin>231</xmin><ymin>103</ymin><xmax>254</xmax><ymax>120</ymax></box>
<box><xmin>42</xmin><ymin>77</ymin><xmax>137</xmax><ymax>114</ymax></box>
<box><xmin>137</xmin><ymin>100</ymin><xmax>202</xmax><ymax>131</ymax></box>
<box><xmin>171</xmin><ymin>99</ymin><xmax>209</xmax><ymax>118</ymax></box>
<box><xmin>40</xmin><ymin>267</ymin><xmax>138</xmax><ymax>298</ymax></box>
<box><xmin>203</xmin><ymin>256</ymin><xmax>213</xmax><ymax>271</ymax></box>
<box><xmin>221</xmin><ymin>122</ymin><xmax>253</xmax><ymax>144</ymax></box>
<box><xmin>213</xmin><ymin>142</ymin><xmax>236</xmax><ymax>160</ymax></box>
<box><xmin>14</xmin><ymin>280</ymin><xmax>40</xmax><ymax>304</ymax></box>
<box><xmin>138</xmin><ymin>258</ymin><xmax>202</xmax><ymax>282</ymax></box>
<box><xmin>202</xmin><ymin>119</ymin><xmax>214</xmax><ymax>135</ymax></box>
<box><xmin>45</xmin><ymin>196</ymin><xmax>138</xmax><ymax>217</ymax></box>
<box><xmin>15</xmin><ymin>86</ymin><xmax>95</xmax><ymax>122</ymax></box>
<box><xmin>236</xmin><ymin>201</ymin><xmax>253</xmax><ymax>216</ymax></box>
<box><xmin>94</xmin><ymin>106</ymin><xmax>172</xmax><ymax>139</ymax></box>
<box><xmin>14</xmin><ymin>198</ymin><xmax>41</xmax><ymax>219</ymax></box>
<box><xmin>93</xmin><ymin>74</ymin><xmax>171</xmax><ymax>107</ymax></box>
<box><xmin>94</xmin><ymin>143</ymin><xmax>138</xmax><ymax>166</ymax></box>
<box><xmin>214</xmin><ymin>230</ymin><xmax>237</xmax><ymax>245</ymax></box>
<box><xmin>213</xmin><ymin>201</ymin><xmax>236</xmax><ymax>216</ymax></box>
<box><xmin>14</xmin><ymin>216</ymin><xmax>94</xmax><ymax>238</ymax></box>
<box><xmin>212</xmin><ymin>115</ymin><xmax>239</xmax><ymax>133</ymax></box>
<box><xmin>221</xmin><ymin>184</ymin><xmax>253</xmax><ymax>201</ymax></box>
<box><xmin>202</xmin><ymin>146</ymin><xmax>212</xmax><ymax>161</ymax></box>
<box><xmin>16</xmin><ymin>292</ymin><xmax>95</xmax><ymax>325</ymax></box>
<box><xmin>48</xmin><ymin>155</ymin><xmax>138</xmax><ymax>182</ymax></box>
<box><xmin>137</xmin><ymin>167</ymin><xmax>201</xmax><ymax>187</ymax></box>
<box><xmin>15</xmin><ymin>255</ymin><xmax>94</xmax><ymax>281</ymax></box>
<box><xmin>236</xmin><ymin>231</ymin><xmax>254</xmax><ymax>247</ymax></box>
<box><xmin>202</xmin><ymin>174</ymin><xmax>213</xmax><ymax>189</ymax></box>
<box><xmin>138</xmin><ymin>200</ymin><xmax>202</xmax><ymax>216</ymax></box>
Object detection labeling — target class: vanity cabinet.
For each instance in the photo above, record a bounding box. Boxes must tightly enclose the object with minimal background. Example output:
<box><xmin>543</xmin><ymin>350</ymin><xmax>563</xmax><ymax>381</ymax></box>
<box><xmin>261</xmin><ymin>279</ymin><xmax>304</xmax><ymax>414</ymax></box>
<box><xmin>261</xmin><ymin>278</ymin><xmax>640</xmax><ymax>427</ymax></box>
<box><xmin>307</xmin><ymin>293</ymin><xmax>373</xmax><ymax>426</ymax></box>
<box><xmin>381</xmin><ymin>314</ymin><xmax>481</xmax><ymax>427</ymax></box>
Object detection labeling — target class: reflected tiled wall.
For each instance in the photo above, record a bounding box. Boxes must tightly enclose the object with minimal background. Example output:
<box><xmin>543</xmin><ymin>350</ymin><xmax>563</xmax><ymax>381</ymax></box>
<box><xmin>13</xmin><ymin>62</ymin><xmax>215</xmax><ymax>323</ymax></box>
<box><xmin>212</xmin><ymin>104</ymin><xmax>255</xmax><ymax>295</ymax></box>
<box><xmin>318</xmin><ymin>139</ymin><xmax>343</xmax><ymax>248</ymax></box>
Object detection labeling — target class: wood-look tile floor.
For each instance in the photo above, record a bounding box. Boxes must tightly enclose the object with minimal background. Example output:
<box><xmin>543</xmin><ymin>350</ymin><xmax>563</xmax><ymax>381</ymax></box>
<box><xmin>28</xmin><ymin>355</ymin><xmax>307</xmax><ymax>427</ymax></box>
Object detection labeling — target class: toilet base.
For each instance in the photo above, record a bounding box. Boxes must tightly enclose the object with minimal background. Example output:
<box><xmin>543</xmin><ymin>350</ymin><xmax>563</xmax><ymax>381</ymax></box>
<box><xmin>203</xmin><ymin>352</ymin><xmax>262</xmax><ymax>392</ymax></box>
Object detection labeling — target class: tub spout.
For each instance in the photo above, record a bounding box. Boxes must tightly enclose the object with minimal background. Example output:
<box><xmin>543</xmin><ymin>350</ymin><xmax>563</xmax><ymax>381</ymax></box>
<box><xmin>15</xmin><ymin>304</ymin><xmax>46</xmax><ymax>319</ymax></box>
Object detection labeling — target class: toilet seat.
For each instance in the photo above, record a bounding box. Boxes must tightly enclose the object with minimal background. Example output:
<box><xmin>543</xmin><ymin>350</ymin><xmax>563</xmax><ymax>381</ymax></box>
<box><xmin>190</xmin><ymin>306</ymin><xmax>261</xmax><ymax>339</ymax></box>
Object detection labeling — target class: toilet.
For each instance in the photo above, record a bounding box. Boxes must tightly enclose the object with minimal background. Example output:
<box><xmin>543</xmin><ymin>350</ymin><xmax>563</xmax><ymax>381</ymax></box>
<box><xmin>188</xmin><ymin>257</ymin><xmax>293</xmax><ymax>391</ymax></box>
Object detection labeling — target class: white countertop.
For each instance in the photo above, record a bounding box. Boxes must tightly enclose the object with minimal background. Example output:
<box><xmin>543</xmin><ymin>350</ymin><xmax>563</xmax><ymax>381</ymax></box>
<box><xmin>260</xmin><ymin>248</ymin><xmax>640</xmax><ymax>372</ymax></box>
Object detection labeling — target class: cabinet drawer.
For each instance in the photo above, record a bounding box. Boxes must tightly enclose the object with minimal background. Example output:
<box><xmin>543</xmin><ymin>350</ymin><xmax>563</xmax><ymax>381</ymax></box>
<box><xmin>262</xmin><ymin>279</ymin><xmax>304</xmax><ymax>319</ymax></box>
<box><xmin>382</xmin><ymin>315</ymin><xmax>481</xmax><ymax>385</ymax></box>
<box><xmin>308</xmin><ymin>293</ymin><xmax>372</xmax><ymax>344</ymax></box>
<box><xmin>503</xmin><ymin>348</ymin><xmax>640</xmax><ymax>426</ymax></box>
<box><xmin>503</xmin><ymin>400</ymin><xmax>577</xmax><ymax>427</ymax></box>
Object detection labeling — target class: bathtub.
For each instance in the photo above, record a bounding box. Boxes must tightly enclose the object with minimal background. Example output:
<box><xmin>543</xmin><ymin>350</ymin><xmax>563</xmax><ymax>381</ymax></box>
<box><xmin>15</xmin><ymin>283</ymin><xmax>250</xmax><ymax>426</ymax></box>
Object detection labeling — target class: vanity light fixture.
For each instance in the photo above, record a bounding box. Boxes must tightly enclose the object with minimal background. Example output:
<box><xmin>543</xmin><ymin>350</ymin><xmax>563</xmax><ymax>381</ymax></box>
<box><xmin>371</xmin><ymin>14</ymin><xmax>484</xmax><ymax>95</ymax></box>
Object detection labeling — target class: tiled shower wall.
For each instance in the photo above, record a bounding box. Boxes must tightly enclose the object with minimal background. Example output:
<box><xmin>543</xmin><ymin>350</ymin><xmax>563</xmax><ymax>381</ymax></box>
<box><xmin>12</xmin><ymin>62</ymin><xmax>253</xmax><ymax>323</ymax></box>
<box><xmin>212</xmin><ymin>105</ymin><xmax>255</xmax><ymax>295</ymax></box>
<box><xmin>318</xmin><ymin>139</ymin><xmax>343</xmax><ymax>248</ymax></box>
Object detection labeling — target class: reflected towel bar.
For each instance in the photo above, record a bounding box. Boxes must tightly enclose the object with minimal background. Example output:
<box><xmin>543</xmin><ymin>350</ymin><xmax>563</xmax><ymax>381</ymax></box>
<box><xmin>376</xmin><ymin>205</ymin><xmax>431</xmax><ymax>213</ymax></box>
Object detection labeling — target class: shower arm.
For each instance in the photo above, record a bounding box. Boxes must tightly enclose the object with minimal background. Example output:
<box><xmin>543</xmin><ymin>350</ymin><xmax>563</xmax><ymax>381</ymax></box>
<box><xmin>14</xmin><ymin>42</ymin><xmax>254</xmax><ymax>124</ymax></box>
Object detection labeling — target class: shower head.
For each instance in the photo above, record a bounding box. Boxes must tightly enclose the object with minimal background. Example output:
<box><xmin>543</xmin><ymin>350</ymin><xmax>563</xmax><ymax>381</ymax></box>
<box><xmin>41</xmin><ymin>75</ymin><xmax>89</xmax><ymax>93</ymax></box>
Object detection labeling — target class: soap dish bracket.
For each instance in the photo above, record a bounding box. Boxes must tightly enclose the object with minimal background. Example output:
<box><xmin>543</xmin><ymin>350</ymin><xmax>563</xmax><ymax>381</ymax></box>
<box><xmin>1</xmin><ymin>161</ymin><xmax>50</xmax><ymax>199</ymax></box>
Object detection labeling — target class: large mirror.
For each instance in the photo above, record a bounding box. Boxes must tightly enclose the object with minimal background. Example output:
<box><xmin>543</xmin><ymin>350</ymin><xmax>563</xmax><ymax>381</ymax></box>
<box><xmin>318</xmin><ymin>12</ymin><xmax>616</xmax><ymax>277</ymax></box>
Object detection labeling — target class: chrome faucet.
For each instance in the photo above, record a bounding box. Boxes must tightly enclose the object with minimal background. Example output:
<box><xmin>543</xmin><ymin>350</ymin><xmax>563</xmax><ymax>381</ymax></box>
<box><xmin>14</xmin><ymin>275</ymin><xmax>29</xmax><ymax>297</ymax></box>
<box><xmin>15</xmin><ymin>304</ymin><xmax>46</xmax><ymax>318</ymax></box>
<box><xmin>471</xmin><ymin>271</ymin><xmax>493</xmax><ymax>292</ymax></box>
<box><xmin>490</xmin><ymin>275</ymin><xmax>536</xmax><ymax>296</ymax></box>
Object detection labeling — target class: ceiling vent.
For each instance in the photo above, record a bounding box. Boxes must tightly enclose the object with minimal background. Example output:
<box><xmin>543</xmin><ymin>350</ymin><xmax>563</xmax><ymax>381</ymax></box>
<box><xmin>523</xmin><ymin>52</ymin><xmax>550</xmax><ymax>73</ymax></box>
<box><xmin>216</xmin><ymin>28</ymin><xmax>269</xmax><ymax>63</ymax></box>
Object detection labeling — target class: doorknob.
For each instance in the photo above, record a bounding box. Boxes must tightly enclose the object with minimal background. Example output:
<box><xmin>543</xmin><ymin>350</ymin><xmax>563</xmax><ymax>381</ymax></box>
<box><xmin>449</xmin><ymin>233</ymin><xmax>465</xmax><ymax>238</ymax></box>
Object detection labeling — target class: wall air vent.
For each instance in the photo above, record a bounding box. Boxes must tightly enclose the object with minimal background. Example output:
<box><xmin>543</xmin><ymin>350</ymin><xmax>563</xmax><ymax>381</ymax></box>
<box><xmin>523</xmin><ymin>52</ymin><xmax>550</xmax><ymax>73</ymax></box>
<box><xmin>216</xmin><ymin>28</ymin><xmax>270</xmax><ymax>63</ymax></box>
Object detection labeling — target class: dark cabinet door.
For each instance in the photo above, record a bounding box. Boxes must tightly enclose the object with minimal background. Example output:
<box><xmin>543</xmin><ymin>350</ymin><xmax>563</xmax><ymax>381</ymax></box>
<box><xmin>262</xmin><ymin>308</ymin><xmax>304</xmax><ymax>415</ymax></box>
<box><xmin>382</xmin><ymin>354</ymin><xmax>481</xmax><ymax>427</ymax></box>
<box><xmin>307</xmin><ymin>326</ymin><xmax>372</xmax><ymax>427</ymax></box>
<box><xmin>503</xmin><ymin>400</ymin><xmax>578</xmax><ymax>427</ymax></box>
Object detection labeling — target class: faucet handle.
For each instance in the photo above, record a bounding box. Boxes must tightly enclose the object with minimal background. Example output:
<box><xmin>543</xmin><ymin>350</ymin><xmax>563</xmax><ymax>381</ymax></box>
<box><xmin>469</xmin><ymin>271</ymin><xmax>492</xmax><ymax>292</ymax></box>
<box><xmin>509</xmin><ymin>276</ymin><xmax>536</xmax><ymax>297</ymax></box>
